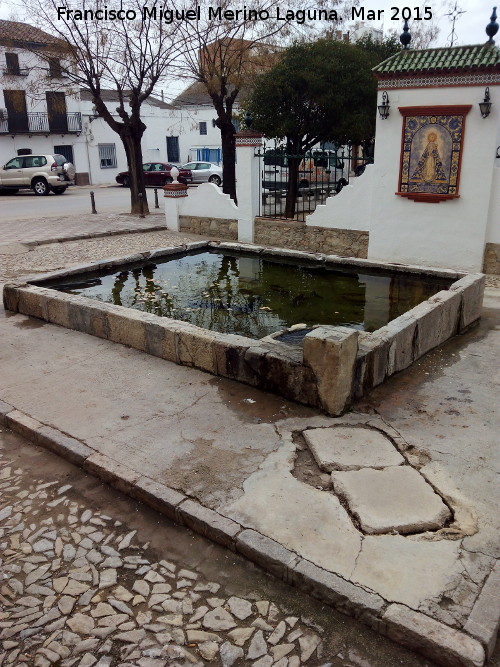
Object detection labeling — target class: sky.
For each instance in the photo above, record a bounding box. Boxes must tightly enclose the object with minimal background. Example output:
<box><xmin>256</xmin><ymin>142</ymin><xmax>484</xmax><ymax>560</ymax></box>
<box><xmin>0</xmin><ymin>0</ymin><xmax>493</xmax><ymax>47</ymax></box>
<box><xmin>360</xmin><ymin>0</ymin><xmax>492</xmax><ymax>46</ymax></box>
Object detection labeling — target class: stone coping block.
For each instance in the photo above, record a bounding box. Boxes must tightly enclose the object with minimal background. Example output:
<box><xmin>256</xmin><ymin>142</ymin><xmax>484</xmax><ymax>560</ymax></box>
<box><xmin>0</xmin><ymin>399</ymin><xmax>14</xmax><ymax>421</ymax></box>
<box><xmin>449</xmin><ymin>273</ymin><xmax>486</xmax><ymax>331</ymax></box>
<box><xmin>4</xmin><ymin>409</ymin><xmax>43</xmax><ymax>441</ymax></box>
<box><xmin>236</xmin><ymin>529</ymin><xmax>298</xmax><ymax>581</ymax></box>
<box><xmin>291</xmin><ymin>558</ymin><xmax>385</xmax><ymax>621</ymax></box>
<box><xmin>131</xmin><ymin>476</ymin><xmax>186</xmax><ymax>523</ymax></box>
<box><xmin>464</xmin><ymin>562</ymin><xmax>500</xmax><ymax>659</ymax></box>
<box><xmin>331</xmin><ymin>466</ymin><xmax>451</xmax><ymax>535</ymax></box>
<box><xmin>410</xmin><ymin>289</ymin><xmax>462</xmax><ymax>358</ymax></box>
<box><xmin>0</xmin><ymin>399</ymin><xmax>495</xmax><ymax>666</ymax></box>
<box><xmin>303</xmin><ymin>326</ymin><xmax>358</xmax><ymax>415</ymax></box>
<box><xmin>36</xmin><ymin>425</ymin><xmax>95</xmax><ymax>467</ymax></box>
<box><xmin>2</xmin><ymin>242</ymin><xmax>485</xmax><ymax>416</ymax></box>
<box><xmin>383</xmin><ymin>604</ymin><xmax>485</xmax><ymax>667</ymax></box>
<box><xmin>303</xmin><ymin>425</ymin><xmax>405</xmax><ymax>471</ymax></box>
<box><xmin>83</xmin><ymin>452</ymin><xmax>141</xmax><ymax>495</ymax></box>
<box><xmin>178</xmin><ymin>500</ymin><xmax>241</xmax><ymax>550</ymax></box>
<box><xmin>324</xmin><ymin>253</ymin><xmax>464</xmax><ymax>280</ymax></box>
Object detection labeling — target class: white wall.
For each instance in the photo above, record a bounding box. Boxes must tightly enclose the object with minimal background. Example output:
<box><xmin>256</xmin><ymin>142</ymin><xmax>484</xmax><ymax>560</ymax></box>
<box><xmin>80</xmin><ymin>100</ymin><xmax>228</xmax><ymax>184</ymax></box>
<box><xmin>367</xmin><ymin>85</ymin><xmax>499</xmax><ymax>272</ymax></box>
<box><xmin>0</xmin><ymin>44</ymin><xmax>88</xmax><ymax>172</ymax></box>
<box><xmin>486</xmin><ymin>114</ymin><xmax>500</xmax><ymax>244</ymax></box>
<box><xmin>173</xmin><ymin>106</ymin><xmax>223</xmax><ymax>164</ymax></box>
<box><xmin>306</xmin><ymin>165</ymin><xmax>373</xmax><ymax>230</ymax></box>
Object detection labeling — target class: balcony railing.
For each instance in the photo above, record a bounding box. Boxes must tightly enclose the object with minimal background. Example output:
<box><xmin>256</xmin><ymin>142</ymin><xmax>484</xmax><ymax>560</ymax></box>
<box><xmin>2</xmin><ymin>67</ymin><xmax>29</xmax><ymax>76</ymax></box>
<box><xmin>0</xmin><ymin>112</ymin><xmax>82</xmax><ymax>134</ymax></box>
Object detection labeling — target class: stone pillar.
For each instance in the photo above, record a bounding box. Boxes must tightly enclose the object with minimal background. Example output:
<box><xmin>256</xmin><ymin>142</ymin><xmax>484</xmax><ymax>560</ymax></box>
<box><xmin>163</xmin><ymin>173</ymin><xmax>188</xmax><ymax>232</ymax></box>
<box><xmin>303</xmin><ymin>326</ymin><xmax>359</xmax><ymax>415</ymax></box>
<box><xmin>235</xmin><ymin>131</ymin><xmax>263</xmax><ymax>243</ymax></box>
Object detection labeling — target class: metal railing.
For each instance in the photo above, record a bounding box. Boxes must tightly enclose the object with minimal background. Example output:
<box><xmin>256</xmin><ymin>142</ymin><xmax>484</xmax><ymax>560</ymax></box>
<box><xmin>2</xmin><ymin>67</ymin><xmax>29</xmax><ymax>76</ymax></box>
<box><xmin>0</xmin><ymin>112</ymin><xmax>82</xmax><ymax>134</ymax></box>
<box><xmin>256</xmin><ymin>142</ymin><xmax>372</xmax><ymax>222</ymax></box>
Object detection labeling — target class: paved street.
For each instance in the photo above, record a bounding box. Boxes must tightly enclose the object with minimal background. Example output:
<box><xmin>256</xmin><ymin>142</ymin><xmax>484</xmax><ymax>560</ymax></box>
<box><xmin>0</xmin><ymin>185</ymin><xmax>156</xmax><ymax>221</ymax></box>
<box><xmin>0</xmin><ymin>187</ymin><xmax>167</xmax><ymax>247</ymax></box>
<box><xmin>0</xmin><ymin>428</ymin><xmax>435</xmax><ymax>667</ymax></box>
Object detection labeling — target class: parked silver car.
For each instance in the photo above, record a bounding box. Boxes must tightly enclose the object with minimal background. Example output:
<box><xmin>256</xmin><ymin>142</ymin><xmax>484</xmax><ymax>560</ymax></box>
<box><xmin>181</xmin><ymin>161</ymin><xmax>222</xmax><ymax>186</ymax></box>
<box><xmin>0</xmin><ymin>154</ymin><xmax>76</xmax><ymax>195</ymax></box>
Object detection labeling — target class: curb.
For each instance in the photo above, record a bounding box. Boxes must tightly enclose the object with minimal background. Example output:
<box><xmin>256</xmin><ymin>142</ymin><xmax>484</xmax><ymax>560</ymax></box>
<box><xmin>0</xmin><ymin>401</ymin><xmax>496</xmax><ymax>667</ymax></box>
<box><xmin>7</xmin><ymin>225</ymin><xmax>170</xmax><ymax>250</ymax></box>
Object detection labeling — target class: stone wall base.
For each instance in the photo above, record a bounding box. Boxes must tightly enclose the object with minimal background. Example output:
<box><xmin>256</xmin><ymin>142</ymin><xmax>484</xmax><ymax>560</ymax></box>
<box><xmin>483</xmin><ymin>243</ymin><xmax>500</xmax><ymax>275</ymax></box>
<box><xmin>179</xmin><ymin>215</ymin><xmax>238</xmax><ymax>240</ymax></box>
<box><xmin>254</xmin><ymin>218</ymin><xmax>369</xmax><ymax>258</ymax></box>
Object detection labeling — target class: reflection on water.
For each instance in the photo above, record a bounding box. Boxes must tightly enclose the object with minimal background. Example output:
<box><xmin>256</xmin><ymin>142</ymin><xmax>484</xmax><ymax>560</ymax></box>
<box><xmin>55</xmin><ymin>250</ymin><xmax>451</xmax><ymax>339</ymax></box>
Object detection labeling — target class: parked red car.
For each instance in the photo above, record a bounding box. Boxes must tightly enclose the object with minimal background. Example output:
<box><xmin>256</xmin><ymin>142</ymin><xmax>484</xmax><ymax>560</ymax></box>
<box><xmin>116</xmin><ymin>162</ymin><xmax>192</xmax><ymax>187</ymax></box>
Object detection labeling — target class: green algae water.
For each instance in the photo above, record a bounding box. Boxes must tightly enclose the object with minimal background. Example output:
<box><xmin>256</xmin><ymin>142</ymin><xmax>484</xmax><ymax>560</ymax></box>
<box><xmin>54</xmin><ymin>250</ymin><xmax>452</xmax><ymax>340</ymax></box>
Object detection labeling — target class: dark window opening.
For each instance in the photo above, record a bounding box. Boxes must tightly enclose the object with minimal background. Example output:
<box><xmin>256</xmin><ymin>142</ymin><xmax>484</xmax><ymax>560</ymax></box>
<box><xmin>5</xmin><ymin>53</ymin><xmax>21</xmax><ymax>76</ymax></box>
<box><xmin>166</xmin><ymin>136</ymin><xmax>180</xmax><ymax>162</ymax></box>
<box><xmin>54</xmin><ymin>145</ymin><xmax>74</xmax><ymax>165</ymax></box>
<box><xmin>4</xmin><ymin>89</ymin><xmax>29</xmax><ymax>132</ymax></box>
<box><xmin>46</xmin><ymin>91</ymin><xmax>68</xmax><ymax>132</ymax></box>
<box><xmin>199</xmin><ymin>121</ymin><xmax>207</xmax><ymax>136</ymax></box>
<box><xmin>48</xmin><ymin>58</ymin><xmax>63</xmax><ymax>78</ymax></box>
<box><xmin>98</xmin><ymin>144</ymin><xmax>117</xmax><ymax>168</ymax></box>
<box><xmin>17</xmin><ymin>148</ymin><xmax>32</xmax><ymax>156</ymax></box>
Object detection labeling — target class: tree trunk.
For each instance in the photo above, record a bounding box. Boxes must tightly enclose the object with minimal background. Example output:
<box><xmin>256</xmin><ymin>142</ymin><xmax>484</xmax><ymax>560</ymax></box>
<box><xmin>121</xmin><ymin>126</ymin><xmax>149</xmax><ymax>216</ymax></box>
<box><xmin>285</xmin><ymin>156</ymin><xmax>301</xmax><ymax>219</ymax></box>
<box><xmin>220</xmin><ymin>121</ymin><xmax>237</xmax><ymax>202</ymax></box>
<box><xmin>210</xmin><ymin>91</ymin><xmax>238</xmax><ymax>203</ymax></box>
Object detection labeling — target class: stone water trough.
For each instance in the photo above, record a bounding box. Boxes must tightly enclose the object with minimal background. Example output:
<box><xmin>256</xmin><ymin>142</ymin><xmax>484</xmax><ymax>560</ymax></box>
<box><xmin>3</xmin><ymin>240</ymin><xmax>485</xmax><ymax>415</ymax></box>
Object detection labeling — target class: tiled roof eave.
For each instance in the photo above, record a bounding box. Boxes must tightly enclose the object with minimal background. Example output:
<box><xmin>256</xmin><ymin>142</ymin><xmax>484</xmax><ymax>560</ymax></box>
<box><xmin>374</xmin><ymin>65</ymin><xmax>500</xmax><ymax>79</ymax></box>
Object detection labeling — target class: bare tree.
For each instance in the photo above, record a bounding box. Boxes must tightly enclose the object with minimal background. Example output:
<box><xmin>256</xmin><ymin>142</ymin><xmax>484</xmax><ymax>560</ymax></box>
<box><xmin>20</xmin><ymin>0</ymin><xmax>186</xmax><ymax>214</ymax></box>
<box><xmin>175</xmin><ymin>0</ymin><xmax>354</xmax><ymax>202</ymax></box>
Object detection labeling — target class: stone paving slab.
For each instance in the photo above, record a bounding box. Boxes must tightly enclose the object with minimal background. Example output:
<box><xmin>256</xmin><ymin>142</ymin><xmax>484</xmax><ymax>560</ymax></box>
<box><xmin>303</xmin><ymin>425</ymin><xmax>405</xmax><ymax>471</ymax></box>
<box><xmin>0</xmin><ymin>245</ymin><xmax>499</xmax><ymax>665</ymax></box>
<box><xmin>331</xmin><ymin>465</ymin><xmax>451</xmax><ymax>535</ymax></box>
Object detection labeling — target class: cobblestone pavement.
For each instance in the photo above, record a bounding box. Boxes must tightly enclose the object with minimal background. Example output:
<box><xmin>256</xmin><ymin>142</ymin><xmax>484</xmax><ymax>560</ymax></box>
<box><xmin>0</xmin><ymin>209</ymin><xmax>166</xmax><ymax>248</ymax></box>
<box><xmin>0</xmin><ymin>230</ymin><xmax>200</xmax><ymax>283</ymax></box>
<box><xmin>0</xmin><ymin>428</ymin><xmax>438</xmax><ymax>667</ymax></box>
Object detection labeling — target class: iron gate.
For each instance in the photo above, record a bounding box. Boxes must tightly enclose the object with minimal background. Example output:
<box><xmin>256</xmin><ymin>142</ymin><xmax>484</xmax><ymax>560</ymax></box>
<box><xmin>255</xmin><ymin>143</ymin><xmax>372</xmax><ymax>222</ymax></box>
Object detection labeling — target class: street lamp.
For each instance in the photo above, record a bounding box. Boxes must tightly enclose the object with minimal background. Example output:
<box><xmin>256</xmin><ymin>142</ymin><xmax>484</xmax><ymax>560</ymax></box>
<box><xmin>479</xmin><ymin>87</ymin><xmax>492</xmax><ymax>118</ymax></box>
<box><xmin>378</xmin><ymin>92</ymin><xmax>390</xmax><ymax>120</ymax></box>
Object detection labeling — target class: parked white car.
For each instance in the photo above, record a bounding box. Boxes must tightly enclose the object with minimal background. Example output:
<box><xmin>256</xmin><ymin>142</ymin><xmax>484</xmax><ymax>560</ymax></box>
<box><xmin>262</xmin><ymin>149</ymin><xmax>349</xmax><ymax>194</ymax></box>
<box><xmin>0</xmin><ymin>154</ymin><xmax>76</xmax><ymax>195</ymax></box>
<box><xmin>181</xmin><ymin>161</ymin><xmax>222</xmax><ymax>186</ymax></box>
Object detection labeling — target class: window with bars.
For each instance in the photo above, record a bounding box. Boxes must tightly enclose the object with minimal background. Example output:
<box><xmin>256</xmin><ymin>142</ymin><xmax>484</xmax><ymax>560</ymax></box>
<box><xmin>98</xmin><ymin>144</ymin><xmax>117</xmax><ymax>168</ymax></box>
<box><xmin>199</xmin><ymin>121</ymin><xmax>207</xmax><ymax>135</ymax></box>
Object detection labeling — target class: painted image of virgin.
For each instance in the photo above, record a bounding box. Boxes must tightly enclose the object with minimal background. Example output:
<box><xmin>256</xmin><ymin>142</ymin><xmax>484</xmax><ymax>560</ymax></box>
<box><xmin>411</xmin><ymin>131</ymin><xmax>447</xmax><ymax>183</ymax></box>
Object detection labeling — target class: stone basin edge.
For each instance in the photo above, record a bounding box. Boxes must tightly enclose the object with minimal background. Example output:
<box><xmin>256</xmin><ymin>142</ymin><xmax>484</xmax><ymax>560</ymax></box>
<box><xmin>0</xmin><ymin>398</ymin><xmax>495</xmax><ymax>667</ymax></box>
<box><xmin>2</xmin><ymin>240</ymin><xmax>486</xmax><ymax>416</ymax></box>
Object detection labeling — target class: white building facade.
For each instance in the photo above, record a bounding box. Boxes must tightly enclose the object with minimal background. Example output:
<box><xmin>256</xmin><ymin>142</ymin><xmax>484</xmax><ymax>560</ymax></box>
<box><xmin>0</xmin><ymin>20</ymin><xmax>223</xmax><ymax>186</ymax></box>
<box><xmin>0</xmin><ymin>20</ymin><xmax>88</xmax><ymax>179</ymax></box>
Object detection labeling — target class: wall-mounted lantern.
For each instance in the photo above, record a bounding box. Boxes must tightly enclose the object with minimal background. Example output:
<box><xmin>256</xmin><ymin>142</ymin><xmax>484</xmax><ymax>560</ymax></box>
<box><xmin>479</xmin><ymin>87</ymin><xmax>492</xmax><ymax>118</ymax></box>
<box><xmin>378</xmin><ymin>92</ymin><xmax>390</xmax><ymax>120</ymax></box>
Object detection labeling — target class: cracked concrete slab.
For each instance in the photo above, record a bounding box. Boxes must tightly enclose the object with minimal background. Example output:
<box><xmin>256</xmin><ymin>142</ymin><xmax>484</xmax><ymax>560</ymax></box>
<box><xmin>351</xmin><ymin>534</ymin><xmax>463</xmax><ymax>609</ymax></box>
<box><xmin>303</xmin><ymin>425</ymin><xmax>405</xmax><ymax>471</ymax></box>
<box><xmin>331</xmin><ymin>466</ymin><xmax>451</xmax><ymax>535</ymax></box>
<box><xmin>222</xmin><ymin>444</ymin><xmax>362</xmax><ymax>578</ymax></box>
